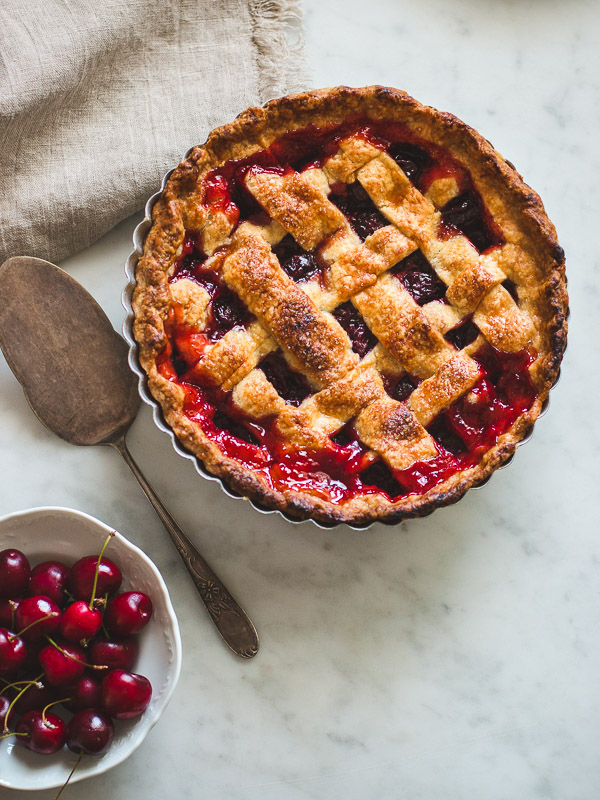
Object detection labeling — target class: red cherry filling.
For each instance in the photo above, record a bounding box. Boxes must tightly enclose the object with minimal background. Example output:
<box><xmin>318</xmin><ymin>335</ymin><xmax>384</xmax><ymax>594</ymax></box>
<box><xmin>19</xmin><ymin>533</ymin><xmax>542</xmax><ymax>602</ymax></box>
<box><xmin>392</xmin><ymin>250</ymin><xmax>447</xmax><ymax>305</ymax></box>
<box><xmin>171</xmin><ymin>243</ymin><xmax>251</xmax><ymax>343</ymax></box>
<box><xmin>259</xmin><ymin>352</ymin><xmax>313</xmax><ymax>407</ymax></box>
<box><xmin>174</xmin><ymin>342</ymin><xmax>537</xmax><ymax>504</ymax></box>
<box><xmin>502</xmin><ymin>278</ymin><xmax>519</xmax><ymax>303</ymax></box>
<box><xmin>359</xmin><ymin>461</ymin><xmax>405</xmax><ymax>499</ymax></box>
<box><xmin>332</xmin><ymin>302</ymin><xmax>377</xmax><ymax>358</ymax></box>
<box><xmin>440</xmin><ymin>190</ymin><xmax>502</xmax><ymax>253</ymax></box>
<box><xmin>382</xmin><ymin>373</ymin><xmax>420</xmax><ymax>402</ymax></box>
<box><xmin>272</xmin><ymin>235</ymin><xmax>322</xmax><ymax>283</ymax></box>
<box><xmin>160</xmin><ymin>120</ymin><xmax>537</xmax><ymax>506</ymax></box>
<box><xmin>388</xmin><ymin>142</ymin><xmax>432</xmax><ymax>184</ymax></box>
<box><xmin>445</xmin><ymin>317</ymin><xmax>480</xmax><ymax>349</ymax></box>
<box><xmin>330</xmin><ymin>181</ymin><xmax>388</xmax><ymax>240</ymax></box>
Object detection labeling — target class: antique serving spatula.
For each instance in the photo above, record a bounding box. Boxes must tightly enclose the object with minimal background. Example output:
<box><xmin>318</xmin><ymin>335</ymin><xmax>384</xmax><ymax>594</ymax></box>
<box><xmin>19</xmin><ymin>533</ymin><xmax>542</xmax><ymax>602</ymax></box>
<box><xmin>0</xmin><ymin>256</ymin><xmax>259</xmax><ymax>658</ymax></box>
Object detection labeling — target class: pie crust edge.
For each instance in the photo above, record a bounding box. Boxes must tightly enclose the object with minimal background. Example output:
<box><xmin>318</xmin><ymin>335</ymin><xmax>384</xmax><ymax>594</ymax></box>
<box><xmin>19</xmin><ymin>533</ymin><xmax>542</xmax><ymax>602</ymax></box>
<box><xmin>132</xmin><ymin>85</ymin><xmax>568</xmax><ymax>526</ymax></box>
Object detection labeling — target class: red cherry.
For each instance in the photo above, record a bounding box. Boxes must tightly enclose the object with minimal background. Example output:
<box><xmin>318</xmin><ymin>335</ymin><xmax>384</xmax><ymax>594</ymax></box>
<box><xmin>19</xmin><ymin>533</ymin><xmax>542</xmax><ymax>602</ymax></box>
<box><xmin>62</xmin><ymin>675</ymin><xmax>102</xmax><ymax>712</ymax></box>
<box><xmin>0</xmin><ymin>694</ymin><xmax>11</xmax><ymax>728</ymax></box>
<box><xmin>104</xmin><ymin>592</ymin><xmax>152</xmax><ymax>636</ymax></box>
<box><xmin>15</xmin><ymin>596</ymin><xmax>60</xmax><ymax>642</ymax></box>
<box><xmin>101</xmin><ymin>669</ymin><xmax>152</xmax><ymax>719</ymax></box>
<box><xmin>39</xmin><ymin>640</ymin><xmax>87</xmax><ymax>686</ymax></box>
<box><xmin>15</xmin><ymin>710</ymin><xmax>66</xmax><ymax>755</ymax></box>
<box><xmin>28</xmin><ymin>561</ymin><xmax>70</xmax><ymax>607</ymax></box>
<box><xmin>59</xmin><ymin>601</ymin><xmax>102</xmax><ymax>643</ymax></box>
<box><xmin>13</xmin><ymin>682</ymin><xmax>56</xmax><ymax>715</ymax></box>
<box><xmin>68</xmin><ymin>556</ymin><xmax>122</xmax><ymax>601</ymax></box>
<box><xmin>0</xmin><ymin>598</ymin><xmax>20</xmax><ymax>629</ymax></box>
<box><xmin>0</xmin><ymin>549</ymin><xmax>30</xmax><ymax>598</ymax></box>
<box><xmin>66</xmin><ymin>708</ymin><xmax>114</xmax><ymax>754</ymax></box>
<box><xmin>89</xmin><ymin>636</ymin><xmax>137</xmax><ymax>671</ymax></box>
<box><xmin>0</xmin><ymin>628</ymin><xmax>27</xmax><ymax>676</ymax></box>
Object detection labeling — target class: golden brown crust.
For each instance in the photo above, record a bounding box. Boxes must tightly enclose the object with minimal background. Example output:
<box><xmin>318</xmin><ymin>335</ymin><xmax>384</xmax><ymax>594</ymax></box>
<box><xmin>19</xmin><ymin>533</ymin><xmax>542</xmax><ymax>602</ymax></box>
<box><xmin>132</xmin><ymin>85</ymin><xmax>568</xmax><ymax>526</ymax></box>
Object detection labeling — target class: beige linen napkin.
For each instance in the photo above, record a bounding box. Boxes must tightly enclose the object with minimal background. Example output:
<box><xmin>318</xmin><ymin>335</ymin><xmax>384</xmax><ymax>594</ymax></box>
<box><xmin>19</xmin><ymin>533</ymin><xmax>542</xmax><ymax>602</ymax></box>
<box><xmin>0</xmin><ymin>0</ymin><xmax>309</xmax><ymax>264</ymax></box>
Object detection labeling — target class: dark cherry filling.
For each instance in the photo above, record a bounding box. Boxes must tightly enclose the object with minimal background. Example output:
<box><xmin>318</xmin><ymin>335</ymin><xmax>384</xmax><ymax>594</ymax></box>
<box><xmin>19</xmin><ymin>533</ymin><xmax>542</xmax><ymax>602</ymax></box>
<box><xmin>170</xmin><ymin>239</ymin><xmax>251</xmax><ymax>342</ymax></box>
<box><xmin>382</xmin><ymin>373</ymin><xmax>420</xmax><ymax>402</ymax></box>
<box><xmin>359</xmin><ymin>461</ymin><xmax>405</xmax><ymax>500</ymax></box>
<box><xmin>440</xmin><ymin>190</ymin><xmax>501</xmax><ymax>253</ymax></box>
<box><xmin>388</xmin><ymin>142</ymin><xmax>432</xmax><ymax>184</ymax></box>
<box><xmin>159</xmin><ymin>342</ymin><xmax>536</xmax><ymax>505</ymax></box>
<box><xmin>427</xmin><ymin>416</ymin><xmax>466</xmax><ymax>456</ymax></box>
<box><xmin>272</xmin><ymin>235</ymin><xmax>322</xmax><ymax>283</ymax></box>
<box><xmin>502</xmin><ymin>279</ymin><xmax>519</xmax><ymax>303</ymax></box>
<box><xmin>392</xmin><ymin>251</ymin><xmax>447</xmax><ymax>305</ymax></box>
<box><xmin>213</xmin><ymin>411</ymin><xmax>261</xmax><ymax>446</ymax></box>
<box><xmin>156</xmin><ymin>121</ymin><xmax>535</xmax><ymax>506</ymax></box>
<box><xmin>445</xmin><ymin>317</ymin><xmax>480</xmax><ymax>349</ymax></box>
<box><xmin>259</xmin><ymin>352</ymin><xmax>313</xmax><ymax>407</ymax></box>
<box><xmin>332</xmin><ymin>302</ymin><xmax>377</xmax><ymax>358</ymax></box>
<box><xmin>329</xmin><ymin>182</ymin><xmax>388</xmax><ymax>240</ymax></box>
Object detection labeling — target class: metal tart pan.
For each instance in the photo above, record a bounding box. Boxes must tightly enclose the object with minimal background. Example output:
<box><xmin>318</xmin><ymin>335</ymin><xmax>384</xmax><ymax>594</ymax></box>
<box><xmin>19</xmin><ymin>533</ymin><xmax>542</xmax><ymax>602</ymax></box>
<box><xmin>122</xmin><ymin>149</ymin><xmax>565</xmax><ymax>531</ymax></box>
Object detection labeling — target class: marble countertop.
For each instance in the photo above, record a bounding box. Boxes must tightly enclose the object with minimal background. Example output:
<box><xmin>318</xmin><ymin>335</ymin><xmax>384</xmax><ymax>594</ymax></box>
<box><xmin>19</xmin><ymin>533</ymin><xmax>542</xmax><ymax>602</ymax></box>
<box><xmin>1</xmin><ymin>0</ymin><xmax>599</xmax><ymax>797</ymax></box>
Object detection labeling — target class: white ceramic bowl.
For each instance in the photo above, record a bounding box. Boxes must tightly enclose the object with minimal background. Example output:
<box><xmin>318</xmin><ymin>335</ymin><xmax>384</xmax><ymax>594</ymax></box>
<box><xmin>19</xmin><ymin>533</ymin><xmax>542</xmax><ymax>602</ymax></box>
<box><xmin>0</xmin><ymin>506</ymin><xmax>182</xmax><ymax>791</ymax></box>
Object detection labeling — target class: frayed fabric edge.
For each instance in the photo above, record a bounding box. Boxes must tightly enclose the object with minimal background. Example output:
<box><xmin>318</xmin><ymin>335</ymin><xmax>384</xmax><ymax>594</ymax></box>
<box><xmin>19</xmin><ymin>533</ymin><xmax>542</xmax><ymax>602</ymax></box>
<box><xmin>249</xmin><ymin>0</ymin><xmax>312</xmax><ymax>102</ymax></box>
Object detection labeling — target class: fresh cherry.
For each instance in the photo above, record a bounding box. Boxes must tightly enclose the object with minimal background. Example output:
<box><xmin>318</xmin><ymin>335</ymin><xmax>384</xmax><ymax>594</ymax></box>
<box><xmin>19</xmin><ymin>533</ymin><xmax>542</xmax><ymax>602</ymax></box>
<box><xmin>15</xmin><ymin>596</ymin><xmax>60</xmax><ymax>642</ymax></box>
<box><xmin>0</xmin><ymin>598</ymin><xmax>19</xmax><ymax>630</ymax></box>
<box><xmin>59</xmin><ymin>601</ymin><xmax>102</xmax><ymax>643</ymax></box>
<box><xmin>68</xmin><ymin>555</ymin><xmax>122</xmax><ymax>601</ymax></box>
<box><xmin>62</xmin><ymin>675</ymin><xmax>102</xmax><ymax>712</ymax></box>
<box><xmin>28</xmin><ymin>561</ymin><xmax>70</xmax><ymax>607</ymax></box>
<box><xmin>89</xmin><ymin>637</ymin><xmax>137</xmax><ymax>672</ymax></box>
<box><xmin>15</xmin><ymin>710</ymin><xmax>66</xmax><ymax>755</ymax></box>
<box><xmin>39</xmin><ymin>640</ymin><xmax>87</xmax><ymax>686</ymax></box>
<box><xmin>66</xmin><ymin>709</ymin><xmax>114</xmax><ymax>755</ymax></box>
<box><xmin>101</xmin><ymin>670</ymin><xmax>152</xmax><ymax>719</ymax></box>
<box><xmin>0</xmin><ymin>549</ymin><xmax>30</xmax><ymax>598</ymax></box>
<box><xmin>0</xmin><ymin>694</ymin><xmax>12</xmax><ymax>728</ymax></box>
<box><xmin>0</xmin><ymin>629</ymin><xmax>27</xmax><ymax>676</ymax></box>
<box><xmin>13</xmin><ymin>681</ymin><xmax>56</xmax><ymax>715</ymax></box>
<box><xmin>105</xmin><ymin>592</ymin><xmax>152</xmax><ymax>637</ymax></box>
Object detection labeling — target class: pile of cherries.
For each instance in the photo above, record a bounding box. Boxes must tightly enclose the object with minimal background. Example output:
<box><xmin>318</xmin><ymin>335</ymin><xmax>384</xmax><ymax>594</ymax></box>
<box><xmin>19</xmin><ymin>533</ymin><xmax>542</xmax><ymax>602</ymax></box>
<box><xmin>0</xmin><ymin>534</ymin><xmax>153</xmax><ymax>766</ymax></box>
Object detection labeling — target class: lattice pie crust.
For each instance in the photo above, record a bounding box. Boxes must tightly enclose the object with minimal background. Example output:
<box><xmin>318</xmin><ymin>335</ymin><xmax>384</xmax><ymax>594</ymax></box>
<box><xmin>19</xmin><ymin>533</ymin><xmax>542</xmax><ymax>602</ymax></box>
<box><xmin>132</xmin><ymin>87</ymin><xmax>567</xmax><ymax>525</ymax></box>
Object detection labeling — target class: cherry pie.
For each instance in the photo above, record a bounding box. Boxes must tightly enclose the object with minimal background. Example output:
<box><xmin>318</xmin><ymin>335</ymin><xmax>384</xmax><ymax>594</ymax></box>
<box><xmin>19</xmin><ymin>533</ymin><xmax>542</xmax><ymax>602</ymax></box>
<box><xmin>132</xmin><ymin>86</ymin><xmax>567</xmax><ymax>525</ymax></box>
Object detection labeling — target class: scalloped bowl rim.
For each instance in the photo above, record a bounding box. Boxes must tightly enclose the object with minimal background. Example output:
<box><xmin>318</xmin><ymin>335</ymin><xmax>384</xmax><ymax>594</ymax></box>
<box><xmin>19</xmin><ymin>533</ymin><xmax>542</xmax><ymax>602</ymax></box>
<box><xmin>0</xmin><ymin>506</ymin><xmax>182</xmax><ymax>791</ymax></box>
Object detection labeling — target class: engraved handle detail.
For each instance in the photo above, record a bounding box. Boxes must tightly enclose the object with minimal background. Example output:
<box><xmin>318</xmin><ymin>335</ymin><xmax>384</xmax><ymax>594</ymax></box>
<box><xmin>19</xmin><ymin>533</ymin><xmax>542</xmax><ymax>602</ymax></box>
<box><xmin>111</xmin><ymin>435</ymin><xmax>259</xmax><ymax>658</ymax></box>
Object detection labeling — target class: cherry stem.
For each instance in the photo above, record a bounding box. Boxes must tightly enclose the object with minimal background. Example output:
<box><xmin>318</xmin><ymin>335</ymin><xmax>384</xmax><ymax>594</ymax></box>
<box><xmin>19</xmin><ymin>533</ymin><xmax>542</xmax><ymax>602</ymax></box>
<box><xmin>42</xmin><ymin>697</ymin><xmax>71</xmax><ymax>726</ymax></box>
<box><xmin>89</xmin><ymin>531</ymin><xmax>115</xmax><ymax>610</ymax></box>
<box><xmin>53</xmin><ymin>751</ymin><xmax>83</xmax><ymax>800</ymax></box>
<box><xmin>0</xmin><ymin>678</ymin><xmax>42</xmax><ymax>696</ymax></box>
<box><xmin>9</xmin><ymin>599</ymin><xmax>17</xmax><ymax>630</ymax></box>
<box><xmin>45</xmin><ymin>637</ymin><xmax>107</xmax><ymax>671</ymax></box>
<box><xmin>12</xmin><ymin>611</ymin><xmax>59</xmax><ymax>641</ymax></box>
<box><xmin>3</xmin><ymin>676</ymin><xmax>43</xmax><ymax>734</ymax></box>
<box><xmin>0</xmin><ymin>731</ymin><xmax>27</xmax><ymax>740</ymax></box>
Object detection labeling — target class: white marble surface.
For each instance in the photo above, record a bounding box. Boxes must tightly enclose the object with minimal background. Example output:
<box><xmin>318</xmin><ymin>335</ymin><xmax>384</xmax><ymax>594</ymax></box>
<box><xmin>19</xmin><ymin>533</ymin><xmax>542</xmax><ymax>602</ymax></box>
<box><xmin>1</xmin><ymin>0</ymin><xmax>599</xmax><ymax>797</ymax></box>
